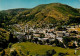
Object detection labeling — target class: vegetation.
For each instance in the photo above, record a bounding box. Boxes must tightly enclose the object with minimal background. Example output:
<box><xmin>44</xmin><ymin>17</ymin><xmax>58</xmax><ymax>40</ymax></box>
<box><xmin>0</xmin><ymin>28</ymin><xmax>18</xmax><ymax>50</ymax></box>
<box><xmin>0</xmin><ymin>3</ymin><xmax>80</xmax><ymax>56</ymax></box>
<box><xmin>0</xmin><ymin>28</ymin><xmax>10</xmax><ymax>49</ymax></box>
<box><xmin>0</xmin><ymin>3</ymin><xmax>80</xmax><ymax>28</ymax></box>
<box><xmin>2</xmin><ymin>42</ymin><xmax>77</xmax><ymax>56</ymax></box>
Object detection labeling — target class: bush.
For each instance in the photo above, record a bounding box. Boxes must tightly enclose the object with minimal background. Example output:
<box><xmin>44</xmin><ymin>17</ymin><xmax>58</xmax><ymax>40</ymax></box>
<box><xmin>46</xmin><ymin>49</ymin><xmax>56</xmax><ymax>56</ymax></box>
<box><xmin>26</xmin><ymin>51</ymin><xmax>29</xmax><ymax>55</ymax></box>
<box><xmin>58</xmin><ymin>52</ymin><xmax>65</xmax><ymax>56</ymax></box>
<box><xmin>10</xmin><ymin>50</ymin><xmax>18</xmax><ymax>56</ymax></box>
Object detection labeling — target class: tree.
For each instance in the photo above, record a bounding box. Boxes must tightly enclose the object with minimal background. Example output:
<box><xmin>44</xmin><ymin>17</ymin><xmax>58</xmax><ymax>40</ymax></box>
<box><xmin>46</xmin><ymin>39</ymin><xmax>49</xmax><ymax>43</ymax></box>
<box><xmin>54</xmin><ymin>39</ymin><xmax>64</xmax><ymax>47</ymax></box>
<box><xmin>34</xmin><ymin>38</ymin><xmax>38</xmax><ymax>44</ymax></box>
<box><xmin>9</xmin><ymin>32</ymin><xmax>14</xmax><ymax>43</ymax></box>
<box><xmin>19</xmin><ymin>50</ymin><xmax>24</xmax><ymax>55</ymax></box>
<box><xmin>63</xmin><ymin>37</ymin><xmax>71</xmax><ymax>47</ymax></box>
<box><xmin>49</xmin><ymin>41</ymin><xmax>54</xmax><ymax>45</ymax></box>
<box><xmin>38</xmin><ymin>40</ymin><xmax>43</xmax><ymax>45</ymax></box>
<box><xmin>58</xmin><ymin>52</ymin><xmax>65</xmax><ymax>56</ymax></box>
<box><xmin>10</xmin><ymin>50</ymin><xmax>18</xmax><ymax>56</ymax></box>
<box><xmin>78</xmin><ymin>38</ymin><xmax>80</xmax><ymax>47</ymax></box>
<box><xmin>1</xmin><ymin>50</ymin><xmax>5</xmax><ymax>56</ymax></box>
<box><xmin>72</xmin><ymin>43</ymin><xmax>76</xmax><ymax>48</ymax></box>
<box><xmin>8</xmin><ymin>43</ymin><xmax>13</xmax><ymax>48</ymax></box>
<box><xmin>54</xmin><ymin>39</ymin><xmax>59</xmax><ymax>46</ymax></box>
<box><xmin>56</xmin><ymin>26</ymin><xmax>67</xmax><ymax>31</ymax></box>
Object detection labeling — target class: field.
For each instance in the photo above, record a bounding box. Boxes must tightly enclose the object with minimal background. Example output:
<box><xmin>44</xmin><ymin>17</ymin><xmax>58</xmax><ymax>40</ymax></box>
<box><xmin>76</xmin><ymin>50</ymin><xmax>80</xmax><ymax>56</ymax></box>
<box><xmin>4</xmin><ymin>42</ymin><xmax>80</xmax><ymax>56</ymax></box>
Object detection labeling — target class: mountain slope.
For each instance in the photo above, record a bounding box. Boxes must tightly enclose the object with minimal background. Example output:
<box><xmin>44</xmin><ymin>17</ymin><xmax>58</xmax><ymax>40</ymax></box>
<box><xmin>77</xmin><ymin>9</ymin><xmax>80</xmax><ymax>13</ymax></box>
<box><xmin>0</xmin><ymin>8</ymin><xmax>29</xmax><ymax>28</ymax></box>
<box><xmin>0</xmin><ymin>3</ymin><xmax>80</xmax><ymax>28</ymax></box>
<box><xmin>1</xmin><ymin>8</ymin><xmax>28</xmax><ymax>15</ymax></box>
<box><xmin>13</xmin><ymin>3</ymin><xmax>80</xmax><ymax>26</ymax></box>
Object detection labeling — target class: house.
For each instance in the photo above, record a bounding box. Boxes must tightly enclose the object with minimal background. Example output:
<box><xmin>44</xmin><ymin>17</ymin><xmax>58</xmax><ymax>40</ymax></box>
<box><xmin>74</xmin><ymin>41</ymin><xmax>78</xmax><ymax>47</ymax></box>
<box><xmin>47</xmin><ymin>28</ymin><xmax>54</xmax><ymax>32</ymax></box>
<box><xmin>49</xmin><ymin>38</ymin><xmax>55</xmax><ymax>41</ymax></box>
<box><xmin>43</xmin><ymin>29</ymin><xmax>47</xmax><ymax>34</ymax></box>
<box><xmin>75</xmin><ymin>25</ymin><xmax>79</xmax><ymax>28</ymax></box>
<box><xmin>32</xmin><ymin>28</ymin><xmax>43</xmax><ymax>33</ymax></box>
<box><xmin>67</xmin><ymin>26</ymin><xmax>70</xmax><ymax>28</ymax></box>
<box><xmin>17</xmin><ymin>34</ymin><xmax>24</xmax><ymax>39</ymax></box>
<box><xmin>40</xmin><ymin>38</ymin><xmax>49</xmax><ymax>41</ymax></box>
<box><xmin>76</xmin><ymin>35</ymin><xmax>80</xmax><ymax>38</ymax></box>
<box><xmin>62</xmin><ymin>25</ymin><xmax>67</xmax><ymax>28</ymax></box>
<box><xmin>25</xmin><ymin>24</ymin><xmax>29</xmax><ymax>32</ymax></box>
<box><xmin>33</xmin><ymin>33</ymin><xmax>40</xmax><ymax>37</ymax></box>
<box><xmin>33</xmin><ymin>37</ymin><xmax>40</xmax><ymax>40</ymax></box>
<box><xmin>71</xmin><ymin>26</ymin><xmax>75</xmax><ymax>28</ymax></box>
<box><xmin>43</xmin><ymin>29</ymin><xmax>50</xmax><ymax>33</ymax></box>
<box><xmin>38</xmin><ymin>29</ymin><xmax>44</xmax><ymax>33</ymax></box>
<box><xmin>45</xmin><ymin>33</ymin><xmax>56</xmax><ymax>38</ymax></box>
<box><xmin>29</xmin><ymin>27</ymin><xmax>34</xmax><ymax>32</ymax></box>
<box><xmin>56</xmin><ymin>37</ymin><xmax>63</xmax><ymax>42</ymax></box>
<box><xmin>55</xmin><ymin>31</ymin><xmax>68</xmax><ymax>42</ymax></box>
<box><xmin>33</xmin><ymin>30</ymin><xmax>38</xmax><ymax>33</ymax></box>
<box><xmin>25</xmin><ymin>35</ymin><xmax>32</xmax><ymax>39</ymax></box>
<box><xmin>56</xmin><ymin>31</ymin><xmax>70</xmax><ymax>37</ymax></box>
<box><xmin>55</xmin><ymin>31</ymin><xmax>66</xmax><ymax>37</ymax></box>
<box><xmin>14</xmin><ymin>32</ymin><xmax>25</xmax><ymax>35</ymax></box>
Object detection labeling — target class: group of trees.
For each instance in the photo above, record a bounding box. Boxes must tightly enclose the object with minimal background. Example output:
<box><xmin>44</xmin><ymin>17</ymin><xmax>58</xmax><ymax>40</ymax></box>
<box><xmin>0</xmin><ymin>31</ymin><xmax>18</xmax><ymax>51</ymax></box>
<box><xmin>63</xmin><ymin>36</ymin><xmax>78</xmax><ymax>48</ymax></box>
<box><xmin>56</xmin><ymin>26</ymin><xmax>67</xmax><ymax>31</ymax></box>
<box><xmin>25</xmin><ymin>37</ymin><xmax>64</xmax><ymax>48</ymax></box>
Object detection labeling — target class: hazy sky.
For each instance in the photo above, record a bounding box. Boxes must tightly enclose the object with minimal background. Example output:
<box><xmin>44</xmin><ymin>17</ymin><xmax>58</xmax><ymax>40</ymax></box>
<box><xmin>0</xmin><ymin>0</ymin><xmax>80</xmax><ymax>10</ymax></box>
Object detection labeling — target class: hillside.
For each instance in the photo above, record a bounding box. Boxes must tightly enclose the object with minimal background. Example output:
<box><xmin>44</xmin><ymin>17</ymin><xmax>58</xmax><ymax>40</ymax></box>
<box><xmin>0</xmin><ymin>3</ymin><xmax>80</xmax><ymax>28</ymax></box>
<box><xmin>12</xmin><ymin>3</ymin><xmax>80</xmax><ymax>26</ymax></box>
<box><xmin>0</xmin><ymin>8</ymin><xmax>29</xmax><ymax>28</ymax></box>
<box><xmin>0</xmin><ymin>28</ymin><xmax>10</xmax><ymax>49</ymax></box>
<box><xmin>78</xmin><ymin>9</ymin><xmax>80</xmax><ymax>13</ymax></box>
<box><xmin>0</xmin><ymin>3</ymin><xmax>80</xmax><ymax>56</ymax></box>
<box><xmin>2</xmin><ymin>42</ymin><xmax>76</xmax><ymax>56</ymax></box>
<box><xmin>1</xmin><ymin>8</ymin><xmax>28</xmax><ymax>15</ymax></box>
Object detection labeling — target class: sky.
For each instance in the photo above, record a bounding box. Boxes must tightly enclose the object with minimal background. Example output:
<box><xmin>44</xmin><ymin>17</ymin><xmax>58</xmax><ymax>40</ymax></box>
<box><xmin>0</xmin><ymin>0</ymin><xmax>80</xmax><ymax>10</ymax></box>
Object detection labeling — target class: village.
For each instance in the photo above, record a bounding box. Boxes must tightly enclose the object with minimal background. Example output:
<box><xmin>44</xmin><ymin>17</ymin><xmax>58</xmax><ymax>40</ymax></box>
<box><xmin>12</xmin><ymin>24</ymin><xmax>80</xmax><ymax>48</ymax></box>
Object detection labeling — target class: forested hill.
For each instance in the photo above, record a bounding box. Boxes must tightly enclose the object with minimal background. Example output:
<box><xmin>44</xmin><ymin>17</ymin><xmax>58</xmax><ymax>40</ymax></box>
<box><xmin>1</xmin><ymin>8</ymin><xmax>28</xmax><ymax>14</ymax></box>
<box><xmin>77</xmin><ymin>9</ymin><xmax>80</xmax><ymax>13</ymax></box>
<box><xmin>0</xmin><ymin>3</ymin><xmax>80</xmax><ymax>28</ymax></box>
<box><xmin>0</xmin><ymin>8</ymin><xmax>29</xmax><ymax>28</ymax></box>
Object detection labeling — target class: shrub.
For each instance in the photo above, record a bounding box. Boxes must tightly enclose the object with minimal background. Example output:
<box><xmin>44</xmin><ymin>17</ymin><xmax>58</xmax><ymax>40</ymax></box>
<box><xmin>58</xmin><ymin>52</ymin><xmax>66</xmax><ymax>56</ymax></box>
<box><xmin>46</xmin><ymin>49</ymin><xmax>56</xmax><ymax>56</ymax></box>
<box><xmin>8</xmin><ymin>43</ymin><xmax>13</xmax><ymax>48</ymax></box>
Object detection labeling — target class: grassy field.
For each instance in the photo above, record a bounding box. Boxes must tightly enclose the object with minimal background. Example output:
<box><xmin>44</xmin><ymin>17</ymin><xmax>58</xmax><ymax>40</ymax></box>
<box><xmin>76</xmin><ymin>50</ymin><xmax>80</xmax><ymax>56</ymax></box>
<box><xmin>4</xmin><ymin>42</ymin><xmax>79</xmax><ymax>56</ymax></box>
